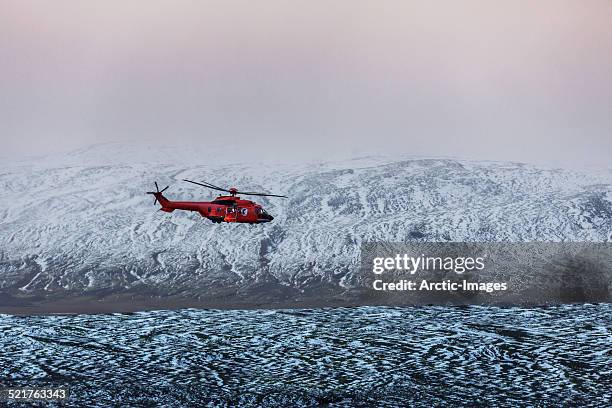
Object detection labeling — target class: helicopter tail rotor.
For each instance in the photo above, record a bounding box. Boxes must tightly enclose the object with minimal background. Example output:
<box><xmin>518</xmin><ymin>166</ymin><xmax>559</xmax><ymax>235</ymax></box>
<box><xmin>146</xmin><ymin>181</ymin><xmax>169</xmax><ymax>205</ymax></box>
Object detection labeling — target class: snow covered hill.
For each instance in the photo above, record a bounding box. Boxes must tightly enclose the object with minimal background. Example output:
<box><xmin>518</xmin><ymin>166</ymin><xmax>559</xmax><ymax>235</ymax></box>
<box><xmin>1</xmin><ymin>143</ymin><xmax>611</xmax><ymax>304</ymax></box>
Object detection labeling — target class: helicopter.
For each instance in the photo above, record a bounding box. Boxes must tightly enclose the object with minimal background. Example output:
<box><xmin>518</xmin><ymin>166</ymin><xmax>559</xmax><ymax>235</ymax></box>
<box><xmin>146</xmin><ymin>179</ymin><xmax>286</xmax><ymax>224</ymax></box>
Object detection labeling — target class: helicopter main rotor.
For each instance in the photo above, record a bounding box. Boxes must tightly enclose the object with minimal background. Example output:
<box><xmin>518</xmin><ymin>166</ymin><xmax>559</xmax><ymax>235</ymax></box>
<box><xmin>182</xmin><ymin>179</ymin><xmax>287</xmax><ymax>198</ymax></box>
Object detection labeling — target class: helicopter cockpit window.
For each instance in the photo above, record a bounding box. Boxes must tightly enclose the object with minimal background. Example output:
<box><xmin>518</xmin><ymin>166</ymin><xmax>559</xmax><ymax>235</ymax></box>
<box><xmin>241</xmin><ymin>208</ymin><xmax>248</xmax><ymax>216</ymax></box>
<box><xmin>227</xmin><ymin>207</ymin><xmax>235</xmax><ymax>213</ymax></box>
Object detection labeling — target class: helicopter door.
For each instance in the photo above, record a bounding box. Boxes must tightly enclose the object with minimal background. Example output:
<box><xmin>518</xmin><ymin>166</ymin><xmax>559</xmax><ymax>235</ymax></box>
<box><xmin>225</xmin><ymin>206</ymin><xmax>237</xmax><ymax>222</ymax></box>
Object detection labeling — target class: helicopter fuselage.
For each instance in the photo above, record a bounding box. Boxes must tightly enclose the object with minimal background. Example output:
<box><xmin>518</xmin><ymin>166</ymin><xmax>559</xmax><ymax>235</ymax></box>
<box><xmin>152</xmin><ymin>193</ymin><xmax>274</xmax><ymax>224</ymax></box>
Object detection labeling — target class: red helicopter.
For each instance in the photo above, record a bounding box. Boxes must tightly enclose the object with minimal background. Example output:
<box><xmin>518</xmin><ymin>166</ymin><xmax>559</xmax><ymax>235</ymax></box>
<box><xmin>147</xmin><ymin>180</ymin><xmax>286</xmax><ymax>224</ymax></box>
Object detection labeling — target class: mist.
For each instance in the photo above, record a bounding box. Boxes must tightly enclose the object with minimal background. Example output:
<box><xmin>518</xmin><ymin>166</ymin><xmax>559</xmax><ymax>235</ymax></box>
<box><xmin>1</xmin><ymin>0</ymin><xmax>611</xmax><ymax>167</ymax></box>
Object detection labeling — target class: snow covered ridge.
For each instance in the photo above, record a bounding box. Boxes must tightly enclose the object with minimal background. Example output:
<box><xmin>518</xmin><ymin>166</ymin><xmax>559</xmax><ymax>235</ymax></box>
<box><xmin>0</xmin><ymin>143</ymin><xmax>611</xmax><ymax>300</ymax></box>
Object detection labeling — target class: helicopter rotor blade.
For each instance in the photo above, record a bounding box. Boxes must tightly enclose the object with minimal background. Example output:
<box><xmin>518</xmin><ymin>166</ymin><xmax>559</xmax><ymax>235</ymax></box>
<box><xmin>182</xmin><ymin>179</ymin><xmax>287</xmax><ymax>198</ymax></box>
<box><xmin>160</xmin><ymin>185</ymin><xmax>169</xmax><ymax>193</ymax></box>
<box><xmin>198</xmin><ymin>180</ymin><xmax>227</xmax><ymax>191</ymax></box>
<box><xmin>237</xmin><ymin>191</ymin><xmax>287</xmax><ymax>198</ymax></box>
<box><xmin>182</xmin><ymin>179</ymin><xmax>231</xmax><ymax>193</ymax></box>
<box><xmin>146</xmin><ymin>192</ymin><xmax>158</xmax><ymax>205</ymax></box>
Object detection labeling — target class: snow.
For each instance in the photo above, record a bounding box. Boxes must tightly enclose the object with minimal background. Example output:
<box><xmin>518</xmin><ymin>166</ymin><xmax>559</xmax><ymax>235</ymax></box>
<box><xmin>0</xmin><ymin>143</ymin><xmax>611</xmax><ymax>295</ymax></box>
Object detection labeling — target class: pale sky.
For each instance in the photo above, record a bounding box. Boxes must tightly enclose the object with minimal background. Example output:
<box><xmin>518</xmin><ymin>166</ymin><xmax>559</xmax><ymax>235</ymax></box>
<box><xmin>1</xmin><ymin>1</ymin><xmax>611</xmax><ymax>167</ymax></box>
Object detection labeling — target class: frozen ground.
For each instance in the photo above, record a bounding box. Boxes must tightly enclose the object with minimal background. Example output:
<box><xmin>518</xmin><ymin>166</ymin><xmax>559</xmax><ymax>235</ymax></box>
<box><xmin>1</xmin><ymin>304</ymin><xmax>610</xmax><ymax>407</ymax></box>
